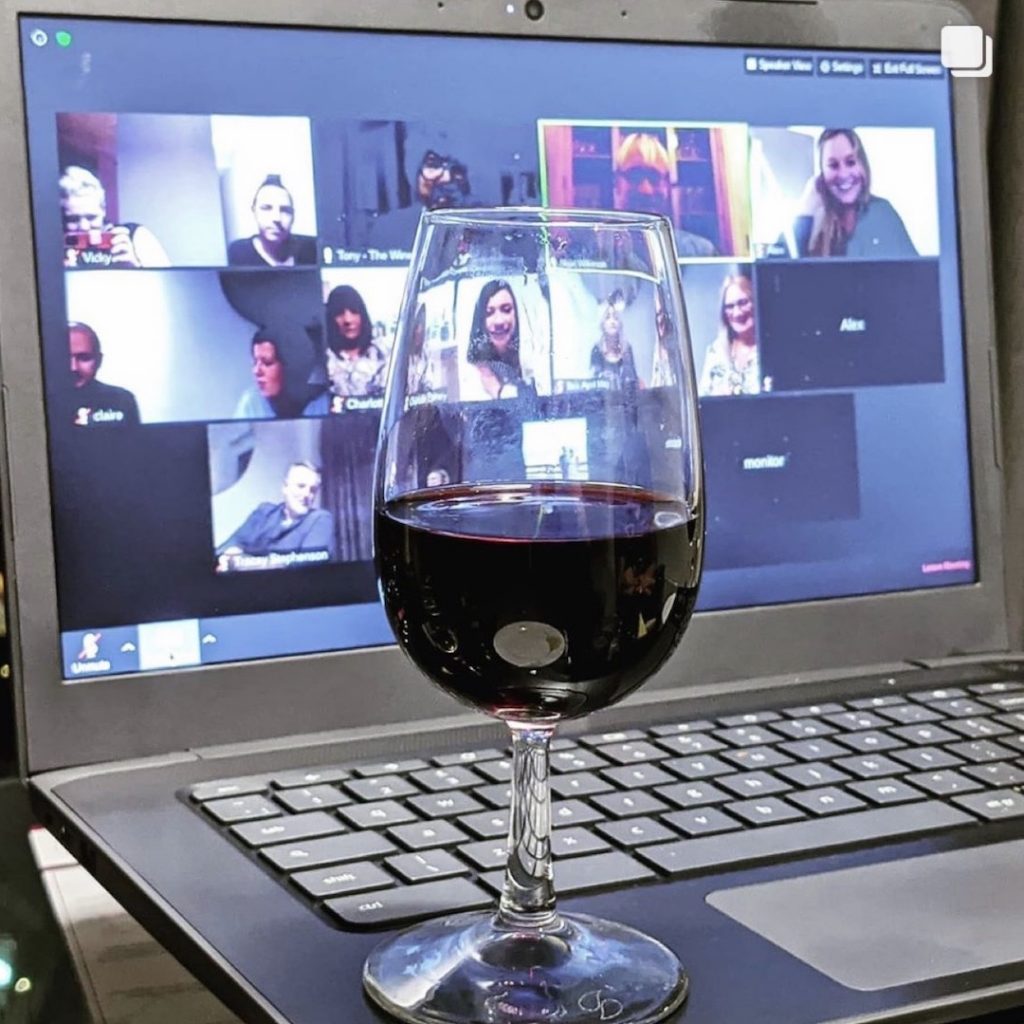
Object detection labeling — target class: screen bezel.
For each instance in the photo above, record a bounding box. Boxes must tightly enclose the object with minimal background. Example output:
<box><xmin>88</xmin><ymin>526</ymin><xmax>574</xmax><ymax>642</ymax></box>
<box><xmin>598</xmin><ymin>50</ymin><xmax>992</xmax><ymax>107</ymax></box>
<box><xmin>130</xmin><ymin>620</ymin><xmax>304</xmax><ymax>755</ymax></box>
<box><xmin>0</xmin><ymin>0</ymin><xmax>1003</xmax><ymax>776</ymax></box>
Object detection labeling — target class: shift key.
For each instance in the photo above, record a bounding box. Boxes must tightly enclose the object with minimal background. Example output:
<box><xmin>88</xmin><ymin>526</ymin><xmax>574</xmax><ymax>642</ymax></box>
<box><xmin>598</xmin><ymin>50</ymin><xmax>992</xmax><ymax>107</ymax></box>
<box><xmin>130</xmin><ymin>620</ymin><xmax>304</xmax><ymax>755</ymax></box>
<box><xmin>326</xmin><ymin>877</ymin><xmax>490</xmax><ymax>928</ymax></box>
<box><xmin>262</xmin><ymin>831</ymin><xmax>396</xmax><ymax>872</ymax></box>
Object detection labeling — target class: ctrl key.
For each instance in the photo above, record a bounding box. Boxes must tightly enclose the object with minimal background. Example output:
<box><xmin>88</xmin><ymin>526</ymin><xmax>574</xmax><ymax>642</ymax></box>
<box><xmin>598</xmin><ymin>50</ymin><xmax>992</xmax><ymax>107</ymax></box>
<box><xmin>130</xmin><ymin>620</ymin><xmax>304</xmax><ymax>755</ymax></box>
<box><xmin>326</xmin><ymin>877</ymin><xmax>490</xmax><ymax>929</ymax></box>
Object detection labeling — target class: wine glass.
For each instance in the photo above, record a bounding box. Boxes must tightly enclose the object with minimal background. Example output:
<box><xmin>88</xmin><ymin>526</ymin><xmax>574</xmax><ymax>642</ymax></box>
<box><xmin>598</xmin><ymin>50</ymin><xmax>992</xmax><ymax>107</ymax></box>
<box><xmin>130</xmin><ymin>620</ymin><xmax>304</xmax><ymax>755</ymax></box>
<box><xmin>368</xmin><ymin>208</ymin><xmax>703</xmax><ymax>1024</ymax></box>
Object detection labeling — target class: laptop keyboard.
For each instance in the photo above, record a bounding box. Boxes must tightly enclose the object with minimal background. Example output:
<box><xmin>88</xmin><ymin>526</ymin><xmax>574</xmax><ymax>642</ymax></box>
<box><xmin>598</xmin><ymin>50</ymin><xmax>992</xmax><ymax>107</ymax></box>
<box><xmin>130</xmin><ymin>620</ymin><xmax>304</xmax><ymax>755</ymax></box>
<box><xmin>188</xmin><ymin>680</ymin><xmax>1024</xmax><ymax>930</ymax></box>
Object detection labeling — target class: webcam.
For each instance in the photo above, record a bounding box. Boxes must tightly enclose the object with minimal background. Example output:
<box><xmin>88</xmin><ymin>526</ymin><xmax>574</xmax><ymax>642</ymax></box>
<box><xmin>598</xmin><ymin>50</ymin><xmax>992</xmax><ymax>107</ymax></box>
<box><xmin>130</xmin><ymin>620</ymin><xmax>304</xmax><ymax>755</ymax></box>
<box><xmin>524</xmin><ymin>0</ymin><xmax>545</xmax><ymax>20</ymax></box>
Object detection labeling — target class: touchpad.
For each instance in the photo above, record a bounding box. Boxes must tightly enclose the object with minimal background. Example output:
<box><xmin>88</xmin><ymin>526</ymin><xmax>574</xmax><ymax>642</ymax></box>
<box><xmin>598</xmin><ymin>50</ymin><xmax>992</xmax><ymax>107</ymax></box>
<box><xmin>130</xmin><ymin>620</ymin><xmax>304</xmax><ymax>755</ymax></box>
<box><xmin>706</xmin><ymin>839</ymin><xmax>1024</xmax><ymax>991</ymax></box>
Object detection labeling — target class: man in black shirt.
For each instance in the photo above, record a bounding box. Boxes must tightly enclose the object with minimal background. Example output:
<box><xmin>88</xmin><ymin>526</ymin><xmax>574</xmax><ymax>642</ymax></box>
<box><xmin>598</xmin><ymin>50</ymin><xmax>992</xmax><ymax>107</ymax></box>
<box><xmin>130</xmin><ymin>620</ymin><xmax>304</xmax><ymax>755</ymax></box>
<box><xmin>227</xmin><ymin>175</ymin><xmax>317</xmax><ymax>267</ymax></box>
<box><xmin>68</xmin><ymin>322</ymin><xmax>140</xmax><ymax>427</ymax></box>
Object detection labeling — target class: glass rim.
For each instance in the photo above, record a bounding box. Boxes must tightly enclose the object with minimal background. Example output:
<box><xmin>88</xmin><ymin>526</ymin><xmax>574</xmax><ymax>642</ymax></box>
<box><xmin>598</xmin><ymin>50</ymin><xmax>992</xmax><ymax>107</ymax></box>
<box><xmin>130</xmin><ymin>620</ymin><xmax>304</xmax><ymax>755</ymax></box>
<box><xmin>420</xmin><ymin>206</ymin><xmax>673</xmax><ymax>231</ymax></box>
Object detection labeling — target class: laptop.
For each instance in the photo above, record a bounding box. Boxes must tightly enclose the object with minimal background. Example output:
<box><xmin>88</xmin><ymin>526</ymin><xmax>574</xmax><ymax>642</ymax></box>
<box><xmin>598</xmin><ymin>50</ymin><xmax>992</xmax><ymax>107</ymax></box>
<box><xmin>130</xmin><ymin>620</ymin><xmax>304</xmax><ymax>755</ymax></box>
<box><xmin>3</xmin><ymin>0</ymin><xmax>1020</xmax><ymax>1020</ymax></box>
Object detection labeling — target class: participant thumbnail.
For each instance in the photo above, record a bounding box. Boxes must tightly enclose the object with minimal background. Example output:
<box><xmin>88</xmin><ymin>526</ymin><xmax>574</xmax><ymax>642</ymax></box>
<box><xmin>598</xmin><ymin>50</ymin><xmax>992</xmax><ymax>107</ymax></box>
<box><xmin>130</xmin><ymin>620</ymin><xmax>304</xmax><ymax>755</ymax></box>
<box><xmin>757</xmin><ymin>260</ymin><xmax>944</xmax><ymax>391</ymax></box>
<box><xmin>679</xmin><ymin>263</ymin><xmax>761</xmax><ymax>398</ymax></box>
<box><xmin>306</xmin><ymin>268</ymin><xmax>406</xmax><ymax>413</ymax></box>
<box><xmin>539</xmin><ymin>121</ymin><xmax>751</xmax><ymax>259</ymax></box>
<box><xmin>522</xmin><ymin>418</ymin><xmax>589</xmax><ymax>480</ymax></box>
<box><xmin>57</xmin><ymin>113</ymin><xmax>317</xmax><ymax>269</ymax></box>
<box><xmin>62</xmin><ymin>270</ymin><xmax>322</xmax><ymax>425</ymax></box>
<box><xmin>316</xmin><ymin>119</ymin><xmax>541</xmax><ymax>261</ymax></box>
<box><xmin>209</xmin><ymin>414</ymin><xmax>377</xmax><ymax>572</ymax></box>
<box><xmin>749</xmin><ymin>126</ymin><xmax>938</xmax><ymax>259</ymax></box>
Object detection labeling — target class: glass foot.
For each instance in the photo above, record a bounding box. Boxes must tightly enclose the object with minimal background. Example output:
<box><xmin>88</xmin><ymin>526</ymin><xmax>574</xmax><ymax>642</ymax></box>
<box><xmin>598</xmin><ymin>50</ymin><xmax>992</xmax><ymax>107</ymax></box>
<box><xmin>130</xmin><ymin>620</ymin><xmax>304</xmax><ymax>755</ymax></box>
<box><xmin>363</xmin><ymin>910</ymin><xmax>688</xmax><ymax>1024</ymax></box>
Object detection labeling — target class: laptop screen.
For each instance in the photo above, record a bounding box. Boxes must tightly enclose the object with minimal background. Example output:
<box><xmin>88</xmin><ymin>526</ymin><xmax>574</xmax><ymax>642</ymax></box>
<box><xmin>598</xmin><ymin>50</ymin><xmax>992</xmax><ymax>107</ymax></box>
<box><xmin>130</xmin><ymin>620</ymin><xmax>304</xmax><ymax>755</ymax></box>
<box><xmin>17</xmin><ymin>18</ymin><xmax>970</xmax><ymax>682</ymax></box>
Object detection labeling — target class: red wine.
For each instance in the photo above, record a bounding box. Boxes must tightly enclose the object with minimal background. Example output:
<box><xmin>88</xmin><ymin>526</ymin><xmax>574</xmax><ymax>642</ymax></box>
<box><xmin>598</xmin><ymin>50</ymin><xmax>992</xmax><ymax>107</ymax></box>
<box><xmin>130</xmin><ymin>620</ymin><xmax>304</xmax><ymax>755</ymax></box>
<box><xmin>376</xmin><ymin>482</ymin><xmax>702</xmax><ymax>721</ymax></box>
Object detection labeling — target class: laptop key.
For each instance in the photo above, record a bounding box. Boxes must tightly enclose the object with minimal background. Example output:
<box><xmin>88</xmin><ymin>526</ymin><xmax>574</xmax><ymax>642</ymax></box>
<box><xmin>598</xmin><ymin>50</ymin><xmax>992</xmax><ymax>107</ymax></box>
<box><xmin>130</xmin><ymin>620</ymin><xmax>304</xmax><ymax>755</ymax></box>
<box><xmin>458</xmin><ymin>810</ymin><xmax>511</xmax><ymax>839</ymax></box>
<box><xmin>714</xmin><ymin>725</ymin><xmax>783</xmax><ymax>747</ymax></box>
<box><xmin>656</xmin><ymin>733</ymin><xmax>725</xmax><ymax>756</ymax></box>
<box><xmin>662</xmin><ymin>754</ymin><xmax>734</xmax><ymax>780</ymax></box>
<box><xmin>661</xmin><ymin>808</ymin><xmax>743</xmax><ymax>837</ymax></box>
<box><xmin>410</xmin><ymin>766</ymin><xmax>484</xmax><ymax>791</ymax></box>
<box><xmin>779</xmin><ymin>738</ymin><xmax>847</xmax><ymax>762</ymax></box>
<box><xmin>947</xmin><ymin>740</ymin><xmax>1017</xmax><ymax>764</ymax></box>
<box><xmin>649</xmin><ymin>720</ymin><xmax>715</xmax><ymax>736</ymax></box>
<box><xmin>718</xmin><ymin>772</ymin><xmax>792</xmax><ymax>799</ymax></box>
<box><xmin>552</xmin><ymin>800</ymin><xmax>605</xmax><ymax>828</ymax></box>
<box><xmin>480</xmin><ymin>851</ymin><xmax>654</xmax><ymax>896</ymax></box>
<box><xmin>946</xmin><ymin>717</ymin><xmax>1012</xmax><ymax>739</ymax></box>
<box><xmin>474</xmin><ymin>784</ymin><xmax>512</xmax><ymax>808</ymax></box>
<box><xmin>270</xmin><ymin>767</ymin><xmax>350</xmax><ymax>789</ymax></box>
<box><xmin>961</xmin><ymin>762</ymin><xmax>1024</xmax><ymax>787</ymax></box>
<box><xmin>926</xmin><ymin>698</ymin><xmax>989</xmax><ymax>718</ymax></box>
<box><xmin>776</xmin><ymin>762</ymin><xmax>851</xmax><ymax>788</ymax></box>
<box><xmin>550</xmin><ymin>772</ymin><xmax>614</xmax><ymax>799</ymax></box>
<box><xmin>847</xmin><ymin>695</ymin><xmax>906</xmax><ymax>710</ymax></box>
<box><xmin>907</xmin><ymin>687</ymin><xmax>968</xmax><ymax>703</ymax></box>
<box><xmin>833</xmin><ymin>731</ymin><xmax>903</xmax><ymax>754</ymax></box>
<box><xmin>904</xmin><ymin>770</ymin><xmax>985</xmax><ymax>796</ymax></box>
<box><xmin>980</xmin><ymin>693</ymin><xmax>1024</xmax><ymax>712</ymax></box>
<box><xmin>262</xmin><ymin>830</ymin><xmax>397</xmax><ymax>872</ymax></box>
<box><xmin>825</xmin><ymin>711</ymin><xmax>889</xmax><ymax>731</ymax></box>
<box><xmin>596</xmin><ymin>816</ymin><xmax>677</xmax><ymax>847</ymax></box>
<box><xmin>726</xmin><ymin>798</ymin><xmax>806</xmax><ymax>827</ymax></box>
<box><xmin>601</xmin><ymin>764</ymin><xmax>675</xmax><ymax>789</ymax></box>
<box><xmin>889</xmin><ymin>746</ymin><xmax>964</xmax><ymax>771</ymax></box>
<box><xmin>353</xmin><ymin>759</ymin><xmax>429</xmax><ymax>777</ymax></box>
<box><xmin>952</xmin><ymin>789</ymin><xmax>1024</xmax><ymax>820</ymax></box>
<box><xmin>782</xmin><ymin>702</ymin><xmax>844</xmax><ymax>718</ymax></box>
<box><xmin>655</xmin><ymin>781</ymin><xmax>730</xmax><ymax>809</ymax></box>
<box><xmin>340</xmin><ymin>800</ymin><xmax>420</xmax><ymax>830</ymax></box>
<box><xmin>292</xmin><ymin>861</ymin><xmax>394</xmax><ymax>900</ymax></box>
<box><xmin>835</xmin><ymin>754</ymin><xmax>908</xmax><ymax>778</ymax></box>
<box><xmin>637</xmin><ymin>802</ymin><xmax>974</xmax><ymax>877</ymax></box>
<box><xmin>596</xmin><ymin>741</ymin><xmax>669</xmax><ymax>764</ymax></box>
<box><xmin>847</xmin><ymin>778</ymin><xmax>925</xmax><ymax>806</ymax></box>
<box><xmin>578</xmin><ymin>729</ymin><xmax>646</xmax><ymax>747</ymax></box>
<box><xmin>344</xmin><ymin>775</ymin><xmax>419</xmax><ymax>802</ymax></box>
<box><xmin>388</xmin><ymin>820</ymin><xmax>468</xmax><ymax>851</ymax></box>
<box><xmin>191</xmin><ymin>778</ymin><xmax>268</xmax><ymax>802</ymax></box>
<box><xmin>409</xmin><ymin>792</ymin><xmax>484</xmax><ymax>818</ymax></box>
<box><xmin>552</xmin><ymin>828</ymin><xmax>611</xmax><ymax>858</ymax></box>
<box><xmin>888</xmin><ymin>723</ymin><xmax>959</xmax><ymax>746</ymax></box>
<box><xmin>326</xmin><ymin>878</ymin><xmax>489</xmax><ymax>928</ymax></box>
<box><xmin>475</xmin><ymin>758</ymin><xmax>513</xmax><ymax>783</ymax></box>
<box><xmin>787</xmin><ymin>787</ymin><xmax>867</xmax><ymax>816</ymax></box>
<box><xmin>432</xmin><ymin>749</ymin><xmax>504</xmax><ymax>767</ymax></box>
<box><xmin>719</xmin><ymin>746</ymin><xmax>793</xmax><ymax>771</ymax></box>
<box><xmin>968</xmin><ymin>681</ymin><xmax>1024</xmax><ymax>695</ymax></box>
<box><xmin>232</xmin><ymin>811</ymin><xmax>343</xmax><ymax>848</ymax></box>
<box><xmin>274</xmin><ymin>785</ymin><xmax>351</xmax><ymax>814</ymax></box>
<box><xmin>717</xmin><ymin>711</ymin><xmax>781</xmax><ymax>727</ymax></box>
<box><xmin>877</xmin><ymin>704</ymin><xmax>944</xmax><ymax>725</ymax></box>
<box><xmin>460</xmin><ymin>840</ymin><xmax>510</xmax><ymax>870</ymax></box>
<box><xmin>204</xmin><ymin>794</ymin><xmax>280</xmax><ymax>824</ymax></box>
<box><xmin>770</xmin><ymin>719</ymin><xmax>837</xmax><ymax>740</ymax></box>
<box><xmin>386</xmin><ymin>849</ymin><xmax>468</xmax><ymax>883</ymax></box>
<box><xmin>551</xmin><ymin>749</ymin><xmax>610</xmax><ymax>774</ymax></box>
<box><xmin>592</xmin><ymin>790</ymin><xmax>670</xmax><ymax>819</ymax></box>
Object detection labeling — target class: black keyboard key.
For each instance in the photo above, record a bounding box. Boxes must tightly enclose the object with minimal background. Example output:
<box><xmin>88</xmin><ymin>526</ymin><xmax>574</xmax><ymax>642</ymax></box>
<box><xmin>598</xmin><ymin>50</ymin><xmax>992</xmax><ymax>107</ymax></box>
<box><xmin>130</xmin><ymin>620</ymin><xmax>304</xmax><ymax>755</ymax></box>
<box><xmin>656</xmin><ymin>781</ymin><xmax>730</xmax><ymax>809</ymax></box>
<box><xmin>388</xmin><ymin>820</ymin><xmax>468</xmax><ymax>851</ymax></box>
<box><xmin>662</xmin><ymin>755</ymin><xmax>734</xmax><ymax>780</ymax></box>
<box><xmin>601</xmin><ymin>764</ymin><xmax>675</xmax><ymax>789</ymax></box>
<box><xmin>596</xmin><ymin>816</ymin><xmax>677</xmax><ymax>847</ymax></box>
<box><xmin>717</xmin><ymin>710</ymin><xmax>781</xmax><ymax>727</ymax></box>
<box><xmin>889</xmin><ymin>746</ymin><xmax>964</xmax><ymax>771</ymax></box>
<box><xmin>908</xmin><ymin>687</ymin><xmax>967</xmax><ymax>703</ymax></box>
<box><xmin>433</xmin><ymin>749</ymin><xmax>504</xmax><ymax>767</ymax></box>
<box><xmin>556</xmin><ymin>851</ymin><xmax>654</xmax><ymax>893</ymax></box>
<box><xmin>340</xmin><ymin>800</ymin><xmax>420</xmax><ymax>830</ymax></box>
<box><xmin>947</xmin><ymin>740</ymin><xmax>1017</xmax><ymax>764</ymax></box>
<box><xmin>326</xmin><ymin>878</ymin><xmax>489</xmax><ymax>928</ymax></box>
<box><xmin>969</xmin><ymin>681</ymin><xmax>1024</xmax><ymax>695</ymax></box>
<box><xmin>637</xmin><ymin>802</ymin><xmax>973</xmax><ymax>877</ymax></box>
<box><xmin>552</xmin><ymin>800</ymin><xmax>604</xmax><ymax>828</ymax></box>
<box><xmin>981</xmin><ymin>693</ymin><xmax>1024</xmax><ymax>712</ymax></box>
<box><xmin>770</xmin><ymin>719</ymin><xmax>837</xmax><ymax>740</ymax></box>
<box><xmin>353</xmin><ymin>759</ymin><xmax>429</xmax><ymax>777</ymax></box>
<box><xmin>460</xmin><ymin>839</ymin><xmax>510</xmax><ymax>870</ymax></box>
<box><xmin>262</xmin><ymin>831</ymin><xmax>397</xmax><ymax>872</ymax></box>
<box><xmin>847</xmin><ymin>778</ymin><xmax>925</xmax><ymax>806</ymax></box>
<box><xmin>953</xmin><ymin>789</ymin><xmax>1024</xmax><ymax>820</ymax></box>
<box><xmin>776</xmin><ymin>762</ymin><xmax>851</xmax><ymax>789</ymax></box>
<box><xmin>835</xmin><ymin>754</ymin><xmax>908</xmax><ymax>779</ymax></box>
<box><xmin>458</xmin><ymin>809</ymin><xmax>510</xmax><ymax>839</ymax></box>
<box><xmin>410</xmin><ymin>766</ymin><xmax>484</xmax><ymax>791</ymax></box>
<box><xmin>579</xmin><ymin>729</ymin><xmax>646</xmax><ymax>747</ymax></box>
<box><xmin>475</xmin><ymin>758</ymin><xmax>513</xmax><ymax>783</ymax></box>
<box><xmin>552</xmin><ymin>828</ymin><xmax>611</xmax><ymax>858</ymax></box>
<box><xmin>779</xmin><ymin>738</ymin><xmax>848</xmax><ymax>762</ymax></box>
<box><xmin>650</xmin><ymin>720</ymin><xmax>715</xmax><ymax>736</ymax></box>
<box><xmin>409</xmin><ymin>791</ymin><xmax>485</xmax><ymax>818</ymax></box>
<box><xmin>204</xmin><ymin>794</ymin><xmax>280</xmax><ymax>824</ymax></box>
<box><xmin>825</xmin><ymin>711</ymin><xmax>890</xmax><ymax>731</ymax></box>
<box><xmin>787</xmin><ymin>787</ymin><xmax>867</xmax><ymax>816</ymax></box>
<box><xmin>270</xmin><ymin>767</ymin><xmax>349</xmax><ymax>789</ymax></box>
<box><xmin>927</xmin><ymin>698</ymin><xmax>989</xmax><ymax>718</ymax></box>
<box><xmin>719</xmin><ymin>746</ymin><xmax>793</xmax><ymax>771</ymax></box>
<box><xmin>344</xmin><ymin>775</ymin><xmax>418</xmax><ymax>802</ymax></box>
<box><xmin>551</xmin><ymin>748</ymin><xmax>609</xmax><ymax>773</ymax></box>
<box><xmin>656</xmin><ymin>733</ymin><xmax>725</xmax><ymax>756</ymax></box>
<box><xmin>292</xmin><ymin>861</ymin><xmax>394</xmax><ymax>899</ymax></box>
<box><xmin>191</xmin><ymin>778</ymin><xmax>267</xmax><ymax>802</ymax></box>
<box><xmin>474</xmin><ymin>784</ymin><xmax>512</xmax><ymax>808</ymax></box>
<box><xmin>714</xmin><ymin>725</ymin><xmax>783</xmax><ymax>747</ymax></box>
<box><xmin>386</xmin><ymin>849</ymin><xmax>468</xmax><ymax>883</ymax></box>
<box><xmin>232</xmin><ymin>811</ymin><xmax>343</xmax><ymax>848</ymax></box>
<box><xmin>718</xmin><ymin>772</ymin><xmax>792</xmax><ymax>799</ymax></box>
<box><xmin>847</xmin><ymin>695</ymin><xmax>906</xmax><ymax>710</ymax></box>
<box><xmin>833</xmin><ymin>731</ymin><xmax>903</xmax><ymax>754</ymax></box>
<box><xmin>592</xmin><ymin>789</ymin><xmax>670</xmax><ymax>819</ymax></box>
<box><xmin>905</xmin><ymin>770</ymin><xmax>985</xmax><ymax>797</ymax></box>
<box><xmin>877</xmin><ymin>704</ymin><xmax>944</xmax><ymax>725</ymax></box>
<box><xmin>961</xmin><ymin>762</ymin><xmax>1024</xmax><ymax>787</ymax></box>
<box><xmin>275</xmin><ymin>785</ymin><xmax>351</xmax><ymax>814</ymax></box>
<box><xmin>596</xmin><ymin>741</ymin><xmax>668</xmax><ymax>765</ymax></box>
<box><xmin>662</xmin><ymin>808</ymin><xmax>742</xmax><ymax>837</ymax></box>
<box><xmin>727</xmin><ymin>797</ymin><xmax>806</xmax><ymax>827</ymax></box>
<box><xmin>999</xmin><ymin>733</ymin><xmax>1024</xmax><ymax>753</ymax></box>
<box><xmin>550</xmin><ymin>772</ymin><xmax>614</xmax><ymax>799</ymax></box>
<box><xmin>782</xmin><ymin>702</ymin><xmax>844</xmax><ymax>718</ymax></box>
<box><xmin>946</xmin><ymin>717</ymin><xmax>1012</xmax><ymax>739</ymax></box>
<box><xmin>888</xmin><ymin>723</ymin><xmax>960</xmax><ymax>746</ymax></box>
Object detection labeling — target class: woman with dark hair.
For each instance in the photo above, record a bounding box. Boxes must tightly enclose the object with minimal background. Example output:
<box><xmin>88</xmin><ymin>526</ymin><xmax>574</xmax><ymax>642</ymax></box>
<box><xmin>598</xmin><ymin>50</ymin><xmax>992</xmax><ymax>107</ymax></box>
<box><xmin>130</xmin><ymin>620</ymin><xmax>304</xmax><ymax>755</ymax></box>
<box><xmin>590</xmin><ymin>290</ymin><xmax>640</xmax><ymax>391</ymax></box>
<box><xmin>228</xmin><ymin>174</ymin><xmax>318</xmax><ymax>267</ymax></box>
<box><xmin>234</xmin><ymin>321</ymin><xmax>317</xmax><ymax>419</ymax></box>
<box><xmin>305</xmin><ymin>284</ymin><xmax>387</xmax><ymax>413</ymax></box>
<box><xmin>792</xmin><ymin>128</ymin><xmax>917</xmax><ymax>258</ymax></box>
<box><xmin>466</xmin><ymin>279</ymin><xmax>528</xmax><ymax>399</ymax></box>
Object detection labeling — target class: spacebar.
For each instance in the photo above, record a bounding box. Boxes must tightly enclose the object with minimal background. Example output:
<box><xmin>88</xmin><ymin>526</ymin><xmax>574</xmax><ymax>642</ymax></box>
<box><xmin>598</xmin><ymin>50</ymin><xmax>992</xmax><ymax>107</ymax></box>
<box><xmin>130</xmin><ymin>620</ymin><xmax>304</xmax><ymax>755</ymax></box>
<box><xmin>636</xmin><ymin>802</ymin><xmax>975</xmax><ymax>877</ymax></box>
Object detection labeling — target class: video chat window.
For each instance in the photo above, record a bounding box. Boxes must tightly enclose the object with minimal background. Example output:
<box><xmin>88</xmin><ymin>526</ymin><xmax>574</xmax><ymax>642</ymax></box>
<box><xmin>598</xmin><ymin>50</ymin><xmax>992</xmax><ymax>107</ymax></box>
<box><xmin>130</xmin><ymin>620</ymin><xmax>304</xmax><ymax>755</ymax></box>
<box><xmin>539</xmin><ymin>121</ymin><xmax>751</xmax><ymax>259</ymax></box>
<box><xmin>57</xmin><ymin>112</ymin><xmax>318</xmax><ymax>269</ymax></box>
<box><xmin>209</xmin><ymin>415</ymin><xmax>376</xmax><ymax>574</ymax></box>
<box><xmin>316</xmin><ymin>119</ymin><xmax>541</xmax><ymax>263</ymax></box>
<box><xmin>749</xmin><ymin>126</ymin><xmax>938</xmax><ymax>260</ymax></box>
<box><xmin>62</xmin><ymin>270</ymin><xmax>323</xmax><ymax>426</ymax></box>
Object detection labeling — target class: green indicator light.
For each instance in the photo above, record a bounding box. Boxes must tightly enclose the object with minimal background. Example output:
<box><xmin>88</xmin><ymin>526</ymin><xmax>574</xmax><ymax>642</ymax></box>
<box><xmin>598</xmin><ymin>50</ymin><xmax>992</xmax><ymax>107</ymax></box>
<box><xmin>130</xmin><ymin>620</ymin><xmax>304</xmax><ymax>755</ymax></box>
<box><xmin>55</xmin><ymin>30</ymin><xmax>72</xmax><ymax>47</ymax></box>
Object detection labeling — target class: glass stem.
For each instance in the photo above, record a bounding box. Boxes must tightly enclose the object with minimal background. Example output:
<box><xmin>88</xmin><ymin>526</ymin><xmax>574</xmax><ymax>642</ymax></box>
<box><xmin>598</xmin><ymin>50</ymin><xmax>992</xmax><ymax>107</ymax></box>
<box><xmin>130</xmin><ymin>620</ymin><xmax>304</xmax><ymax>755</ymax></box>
<box><xmin>496</xmin><ymin>721</ymin><xmax>559</xmax><ymax>931</ymax></box>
